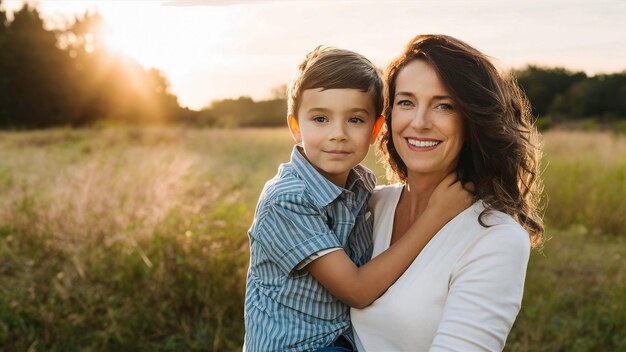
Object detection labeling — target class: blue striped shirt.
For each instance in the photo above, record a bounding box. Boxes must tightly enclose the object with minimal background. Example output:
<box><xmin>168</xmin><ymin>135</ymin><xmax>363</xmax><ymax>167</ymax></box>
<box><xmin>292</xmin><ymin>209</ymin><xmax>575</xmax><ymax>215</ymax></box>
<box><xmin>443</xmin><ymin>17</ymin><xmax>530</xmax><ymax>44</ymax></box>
<box><xmin>244</xmin><ymin>146</ymin><xmax>375</xmax><ymax>352</ymax></box>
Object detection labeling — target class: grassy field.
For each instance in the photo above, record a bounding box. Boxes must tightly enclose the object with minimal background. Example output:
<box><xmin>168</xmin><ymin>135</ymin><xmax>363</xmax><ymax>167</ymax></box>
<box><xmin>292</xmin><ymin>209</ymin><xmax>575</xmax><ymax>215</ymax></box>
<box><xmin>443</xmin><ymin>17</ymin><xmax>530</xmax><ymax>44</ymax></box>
<box><xmin>0</xmin><ymin>127</ymin><xmax>624</xmax><ymax>351</ymax></box>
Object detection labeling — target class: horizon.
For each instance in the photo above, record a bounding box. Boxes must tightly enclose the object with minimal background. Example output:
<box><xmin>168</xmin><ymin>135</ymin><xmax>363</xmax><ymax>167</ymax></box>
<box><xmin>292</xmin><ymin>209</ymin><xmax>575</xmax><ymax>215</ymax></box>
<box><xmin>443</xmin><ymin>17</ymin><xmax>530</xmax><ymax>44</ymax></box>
<box><xmin>3</xmin><ymin>0</ymin><xmax>626</xmax><ymax>110</ymax></box>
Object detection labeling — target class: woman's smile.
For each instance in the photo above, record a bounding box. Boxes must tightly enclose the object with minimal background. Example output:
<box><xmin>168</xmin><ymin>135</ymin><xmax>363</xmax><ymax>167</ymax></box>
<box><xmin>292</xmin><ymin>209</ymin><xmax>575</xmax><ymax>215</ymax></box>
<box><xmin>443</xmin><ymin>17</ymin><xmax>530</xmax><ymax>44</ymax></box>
<box><xmin>405</xmin><ymin>137</ymin><xmax>442</xmax><ymax>151</ymax></box>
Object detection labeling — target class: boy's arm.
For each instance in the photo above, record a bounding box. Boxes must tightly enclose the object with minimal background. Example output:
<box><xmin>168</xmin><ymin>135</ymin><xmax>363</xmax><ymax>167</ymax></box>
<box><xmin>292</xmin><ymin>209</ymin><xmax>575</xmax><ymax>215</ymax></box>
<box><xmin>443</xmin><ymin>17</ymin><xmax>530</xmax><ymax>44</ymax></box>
<box><xmin>307</xmin><ymin>173</ymin><xmax>474</xmax><ymax>309</ymax></box>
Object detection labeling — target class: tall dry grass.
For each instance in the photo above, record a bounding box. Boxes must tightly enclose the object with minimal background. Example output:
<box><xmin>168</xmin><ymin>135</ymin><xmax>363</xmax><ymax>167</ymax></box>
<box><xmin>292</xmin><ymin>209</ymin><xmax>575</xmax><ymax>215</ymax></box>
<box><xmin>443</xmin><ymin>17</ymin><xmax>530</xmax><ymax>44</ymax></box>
<box><xmin>0</xmin><ymin>127</ymin><xmax>293</xmax><ymax>350</ymax></box>
<box><xmin>541</xmin><ymin>130</ymin><xmax>626</xmax><ymax>236</ymax></box>
<box><xmin>0</xmin><ymin>127</ymin><xmax>624</xmax><ymax>351</ymax></box>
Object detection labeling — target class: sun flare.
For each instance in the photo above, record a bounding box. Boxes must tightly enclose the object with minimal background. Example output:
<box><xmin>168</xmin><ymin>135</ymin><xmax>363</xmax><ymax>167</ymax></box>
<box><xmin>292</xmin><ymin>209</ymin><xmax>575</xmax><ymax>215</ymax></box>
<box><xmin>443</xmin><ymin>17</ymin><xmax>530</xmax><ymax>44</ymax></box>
<box><xmin>99</xmin><ymin>28</ymin><xmax>132</xmax><ymax>57</ymax></box>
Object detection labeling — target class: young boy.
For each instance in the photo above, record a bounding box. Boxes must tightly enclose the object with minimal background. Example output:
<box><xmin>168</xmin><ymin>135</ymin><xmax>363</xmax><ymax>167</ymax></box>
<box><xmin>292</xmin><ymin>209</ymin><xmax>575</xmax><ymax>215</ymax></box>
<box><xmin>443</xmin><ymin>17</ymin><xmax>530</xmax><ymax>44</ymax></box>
<box><xmin>244</xmin><ymin>46</ymin><xmax>470</xmax><ymax>351</ymax></box>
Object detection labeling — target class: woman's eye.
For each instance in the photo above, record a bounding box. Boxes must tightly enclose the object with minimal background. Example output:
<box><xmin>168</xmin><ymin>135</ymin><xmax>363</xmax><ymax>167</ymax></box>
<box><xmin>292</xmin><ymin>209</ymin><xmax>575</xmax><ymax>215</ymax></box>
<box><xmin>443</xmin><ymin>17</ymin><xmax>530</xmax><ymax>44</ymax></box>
<box><xmin>436</xmin><ymin>103</ymin><xmax>454</xmax><ymax>111</ymax></box>
<box><xmin>348</xmin><ymin>117</ymin><xmax>365</xmax><ymax>124</ymax></box>
<box><xmin>312</xmin><ymin>116</ymin><xmax>327</xmax><ymax>123</ymax></box>
<box><xmin>397</xmin><ymin>100</ymin><xmax>413</xmax><ymax>108</ymax></box>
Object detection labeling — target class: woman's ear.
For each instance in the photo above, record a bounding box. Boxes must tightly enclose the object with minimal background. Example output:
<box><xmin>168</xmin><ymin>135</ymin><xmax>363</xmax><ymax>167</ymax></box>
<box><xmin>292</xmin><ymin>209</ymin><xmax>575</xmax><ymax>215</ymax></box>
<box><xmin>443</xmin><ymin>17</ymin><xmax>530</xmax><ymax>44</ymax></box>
<box><xmin>287</xmin><ymin>115</ymin><xmax>302</xmax><ymax>145</ymax></box>
<box><xmin>370</xmin><ymin>116</ymin><xmax>385</xmax><ymax>144</ymax></box>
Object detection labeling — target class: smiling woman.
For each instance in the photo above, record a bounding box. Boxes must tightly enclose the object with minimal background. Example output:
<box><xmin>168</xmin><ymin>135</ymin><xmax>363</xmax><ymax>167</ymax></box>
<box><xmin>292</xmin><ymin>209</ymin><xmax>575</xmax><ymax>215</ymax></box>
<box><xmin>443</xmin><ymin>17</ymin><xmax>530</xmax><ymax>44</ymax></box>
<box><xmin>390</xmin><ymin>59</ymin><xmax>465</xmax><ymax>180</ymax></box>
<box><xmin>351</xmin><ymin>34</ymin><xmax>544</xmax><ymax>351</ymax></box>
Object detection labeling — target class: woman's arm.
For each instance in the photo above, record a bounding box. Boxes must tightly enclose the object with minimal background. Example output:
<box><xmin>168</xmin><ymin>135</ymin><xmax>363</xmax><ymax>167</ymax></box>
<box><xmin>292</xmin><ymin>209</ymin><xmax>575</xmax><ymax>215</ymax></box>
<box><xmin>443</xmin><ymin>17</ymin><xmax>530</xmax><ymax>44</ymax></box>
<box><xmin>429</xmin><ymin>224</ymin><xmax>531</xmax><ymax>351</ymax></box>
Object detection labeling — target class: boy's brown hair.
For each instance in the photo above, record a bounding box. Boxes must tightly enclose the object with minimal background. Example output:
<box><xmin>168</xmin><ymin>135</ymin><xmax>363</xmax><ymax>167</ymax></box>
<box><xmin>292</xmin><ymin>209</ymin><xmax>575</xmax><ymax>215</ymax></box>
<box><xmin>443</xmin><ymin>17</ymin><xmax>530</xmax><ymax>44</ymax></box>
<box><xmin>287</xmin><ymin>46</ymin><xmax>384</xmax><ymax>119</ymax></box>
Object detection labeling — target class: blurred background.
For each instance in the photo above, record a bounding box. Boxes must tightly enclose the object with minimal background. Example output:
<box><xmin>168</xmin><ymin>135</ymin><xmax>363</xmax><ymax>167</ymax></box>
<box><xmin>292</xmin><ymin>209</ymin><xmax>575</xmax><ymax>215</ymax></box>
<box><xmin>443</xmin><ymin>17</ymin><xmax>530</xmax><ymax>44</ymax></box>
<box><xmin>0</xmin><ymin>0</ymin><xmax>624</xmax><ymax>351</ymax></box>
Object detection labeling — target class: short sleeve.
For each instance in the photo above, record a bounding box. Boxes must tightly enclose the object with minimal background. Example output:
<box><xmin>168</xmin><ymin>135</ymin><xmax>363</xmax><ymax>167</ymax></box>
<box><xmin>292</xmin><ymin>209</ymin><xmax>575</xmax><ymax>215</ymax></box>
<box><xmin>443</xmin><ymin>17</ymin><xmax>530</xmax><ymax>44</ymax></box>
<box><xmin>430</xmin><ymin>225</ymin><xmax>531</xmax><ymax>351</ymax></box>
<box><xmin>295</xmin><ymin>248</ymin><xmax>342</xmax><ymax>270</ymax></box>
<box><xmin>256</xmin><ymin>193</ymin><xmax>342</xmax><ymax>274</ymax></box>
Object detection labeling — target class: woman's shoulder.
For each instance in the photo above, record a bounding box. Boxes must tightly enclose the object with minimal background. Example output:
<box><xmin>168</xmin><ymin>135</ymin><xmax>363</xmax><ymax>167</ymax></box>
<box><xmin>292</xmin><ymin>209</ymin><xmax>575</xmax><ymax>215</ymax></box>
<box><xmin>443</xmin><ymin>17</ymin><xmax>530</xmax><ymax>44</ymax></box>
<box><xmin>372</xmin><ymin>183</ymin><xmax>403</xmax><ymax>197</ymax></box>
<box><xmin>370</xmin><ymin>183</ymin><xmax>403</xmax><ymax>206</ymax></box>
<box><xmin>471</xmin><ymin>202</ymin><xmax>527</xmax><ymax>231</ymax></box>
<box><xmin>461</xmin><ymin>201</ymin><xmax>531</xmax><ymax>251</ymax></box>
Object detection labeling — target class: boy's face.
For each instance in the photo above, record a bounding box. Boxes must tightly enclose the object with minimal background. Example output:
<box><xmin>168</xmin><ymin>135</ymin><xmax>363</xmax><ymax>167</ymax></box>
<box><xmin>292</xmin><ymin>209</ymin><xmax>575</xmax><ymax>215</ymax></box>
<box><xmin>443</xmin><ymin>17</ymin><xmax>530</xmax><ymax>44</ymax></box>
<box><xmin>289</xmin><ymin>88</ymin><xmax>380</xmax><ymax>187</ymax></box>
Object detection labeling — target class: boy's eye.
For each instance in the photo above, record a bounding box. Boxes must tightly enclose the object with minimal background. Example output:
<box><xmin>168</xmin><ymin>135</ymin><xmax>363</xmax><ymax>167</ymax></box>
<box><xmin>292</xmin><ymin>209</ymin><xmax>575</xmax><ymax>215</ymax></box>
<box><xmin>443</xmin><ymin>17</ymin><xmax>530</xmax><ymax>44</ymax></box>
<box><xmin>312</xmin><ymin>116</ymin><xmax>328</xmax><ymax>123</ymax></box>
<box><xmin>348</xmin><ymin>117</ymin><xmax>365</xmax><ymax>124</ymax></box>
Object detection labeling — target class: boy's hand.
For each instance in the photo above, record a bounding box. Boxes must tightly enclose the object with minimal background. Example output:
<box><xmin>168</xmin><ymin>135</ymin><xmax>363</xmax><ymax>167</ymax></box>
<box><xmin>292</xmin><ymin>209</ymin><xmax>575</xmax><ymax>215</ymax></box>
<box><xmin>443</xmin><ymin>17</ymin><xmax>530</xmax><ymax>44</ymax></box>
<box><xmin>425</xmin><ymin>173</ymin><xmax>475</xmax><ymax>227</ymax></box>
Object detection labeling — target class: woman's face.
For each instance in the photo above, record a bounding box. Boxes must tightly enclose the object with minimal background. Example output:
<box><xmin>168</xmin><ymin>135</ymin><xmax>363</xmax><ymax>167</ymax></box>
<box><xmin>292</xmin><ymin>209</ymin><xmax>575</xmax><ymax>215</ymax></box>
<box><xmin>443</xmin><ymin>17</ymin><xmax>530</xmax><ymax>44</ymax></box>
<box><xmin>391</xmin><ymin>59</ymin><xmax>464</xmax><ymax>179</ymax></box>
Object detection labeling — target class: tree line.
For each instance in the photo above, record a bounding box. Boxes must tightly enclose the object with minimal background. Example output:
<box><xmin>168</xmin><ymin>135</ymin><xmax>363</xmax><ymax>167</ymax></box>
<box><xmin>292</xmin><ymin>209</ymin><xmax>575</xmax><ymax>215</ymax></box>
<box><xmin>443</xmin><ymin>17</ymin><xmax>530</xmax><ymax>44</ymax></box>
<box><xmin>514</xmin><ymin>66</ymin><xmax>626</xmax><ymax>129</ymax></box>
<box><xmin>1</xmin><ymin>1</ymin><xmax>625</xmax><ymax>129</ymax></box>
<box><xmin>0</xmin><ymin>1</ymin><xmax>187</xmax><ymax>128</ymax></box>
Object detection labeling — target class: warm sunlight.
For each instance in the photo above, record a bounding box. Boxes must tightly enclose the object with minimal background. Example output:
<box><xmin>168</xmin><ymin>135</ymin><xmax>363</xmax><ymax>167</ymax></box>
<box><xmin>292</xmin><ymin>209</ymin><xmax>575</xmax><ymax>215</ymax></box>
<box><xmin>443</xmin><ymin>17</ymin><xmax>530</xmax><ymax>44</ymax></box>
<box><xmin>4</xmin><ymin>0</ymin><xmax>250</xmax><ymax>109</ymax></box>
<box><xmin>99</xmin><ymin>26</ymin><xmax>129</xmax><ymax>57</ymax></box>
<box><xmin>3</xmin><ymin>0</ymin><xmax>625</xmax><ymax>110</ymax></box>
<box><xmin>80</xmin><ymin>2</ymin><xmax>244</xmax><ymax>96</ymax></box>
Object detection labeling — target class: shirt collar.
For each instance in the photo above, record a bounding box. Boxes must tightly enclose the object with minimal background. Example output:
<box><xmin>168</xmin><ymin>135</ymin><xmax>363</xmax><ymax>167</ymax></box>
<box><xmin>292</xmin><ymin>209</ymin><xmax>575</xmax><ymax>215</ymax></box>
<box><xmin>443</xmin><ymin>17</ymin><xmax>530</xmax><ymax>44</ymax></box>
<box><xmin>288</xmin><ymin>146</ymin><xmax>374</xmax><ymax>207</ymax></box>
<box><xmin>348</xmin><ymin>163</ymin><xmax>376</xmax><ymax>194</ymax></box>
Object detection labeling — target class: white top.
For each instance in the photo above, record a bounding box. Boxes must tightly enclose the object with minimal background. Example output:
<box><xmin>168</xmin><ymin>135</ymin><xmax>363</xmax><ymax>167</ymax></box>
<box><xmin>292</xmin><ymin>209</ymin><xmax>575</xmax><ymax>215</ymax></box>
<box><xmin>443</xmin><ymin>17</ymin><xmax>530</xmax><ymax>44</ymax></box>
<box><xmin>351</xmin><ymin>184</ymin><xmax>531</xmax><ymax>352</ymax></box>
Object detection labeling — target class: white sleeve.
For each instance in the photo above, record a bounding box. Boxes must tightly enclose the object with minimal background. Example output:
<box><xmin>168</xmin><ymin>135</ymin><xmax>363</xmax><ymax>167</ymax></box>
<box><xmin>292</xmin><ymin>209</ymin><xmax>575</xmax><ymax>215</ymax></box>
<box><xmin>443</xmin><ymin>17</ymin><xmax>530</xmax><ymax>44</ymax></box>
<box><xmin>295</xmin><ymin>247</ymin><xmax>342</xmax><ymax>270</ymax></box>
<box><xmin>429</xmin><ymin>225</ymin><xmax>531</xmax><ymax>352</ymax></box>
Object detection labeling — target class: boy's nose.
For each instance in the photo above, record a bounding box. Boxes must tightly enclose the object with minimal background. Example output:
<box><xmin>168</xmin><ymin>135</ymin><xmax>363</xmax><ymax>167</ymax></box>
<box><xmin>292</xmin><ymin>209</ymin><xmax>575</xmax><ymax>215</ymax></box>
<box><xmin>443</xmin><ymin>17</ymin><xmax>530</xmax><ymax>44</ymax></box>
<box><xmin>329</xmin><ymin>122</ymin><xmax>348</xmax><ymax>141</ymax></box>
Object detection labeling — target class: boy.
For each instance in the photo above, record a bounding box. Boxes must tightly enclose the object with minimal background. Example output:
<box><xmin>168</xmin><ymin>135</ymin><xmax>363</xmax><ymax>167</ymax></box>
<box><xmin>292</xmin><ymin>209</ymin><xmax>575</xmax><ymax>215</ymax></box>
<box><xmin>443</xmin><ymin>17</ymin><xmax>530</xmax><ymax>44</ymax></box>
<box><xmin>244</xmin><ymin>46</ymin><xmax>470</xmax><ymax>351</ymax></box>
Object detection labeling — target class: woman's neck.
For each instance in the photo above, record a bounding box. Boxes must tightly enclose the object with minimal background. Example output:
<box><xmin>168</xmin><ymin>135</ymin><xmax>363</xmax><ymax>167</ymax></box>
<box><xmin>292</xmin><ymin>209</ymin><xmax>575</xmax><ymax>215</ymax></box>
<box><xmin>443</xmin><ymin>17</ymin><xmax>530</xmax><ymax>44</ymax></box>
<box><xmin>403</xmin><ymin>171</ymin><xmax>450</xmax><ymax>218</ymax></box>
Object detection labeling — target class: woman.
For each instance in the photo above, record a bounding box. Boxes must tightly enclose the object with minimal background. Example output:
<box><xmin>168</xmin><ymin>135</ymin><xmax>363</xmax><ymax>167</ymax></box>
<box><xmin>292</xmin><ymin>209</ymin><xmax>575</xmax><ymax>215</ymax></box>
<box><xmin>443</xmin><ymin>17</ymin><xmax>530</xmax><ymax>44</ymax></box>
<box><xmin>351</xmin><ymin>34</ymin><xmax>544</xmax><ymax>351</ymax></box>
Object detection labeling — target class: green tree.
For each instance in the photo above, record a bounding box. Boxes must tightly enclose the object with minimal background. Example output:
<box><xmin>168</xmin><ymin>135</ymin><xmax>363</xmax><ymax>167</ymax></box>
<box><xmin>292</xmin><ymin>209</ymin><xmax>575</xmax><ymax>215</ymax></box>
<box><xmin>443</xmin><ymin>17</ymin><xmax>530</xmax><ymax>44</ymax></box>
<box><xmin>198</xmin><ymin>96</ymin><xmax>286</xmax><ymax>127</ymax></box>
<box><xmin>0</xmin><ymin>0</ymin><xmax>12</xmax><ymax>126</ymax></box>
<box><xmin>2</xmin><ymin>4</ymin><xmax>77</xmax><ymax>128</ymax></box>
<box><xmin>0</xmin><ymin>0</ymin><xmax>6</xmax><ymax>26</ymax></box>
<box><xmin>514</xmin><ymin>65</ymin><xmax>586</xmax><ymax>118</ymax></box>
<box><xmin>0</xmin><ymin>0</ymin><xmax>11</xmax><ymax>127</ymax></box>
<box><xmin>0</xmin><ymin>3</ymin><xmax>184</xmax><ymax>128</ymax></box>
<box><xmin>551</xmin><ymin>73</ymin><xmax>626</xmax><ymax>119</ymax></box>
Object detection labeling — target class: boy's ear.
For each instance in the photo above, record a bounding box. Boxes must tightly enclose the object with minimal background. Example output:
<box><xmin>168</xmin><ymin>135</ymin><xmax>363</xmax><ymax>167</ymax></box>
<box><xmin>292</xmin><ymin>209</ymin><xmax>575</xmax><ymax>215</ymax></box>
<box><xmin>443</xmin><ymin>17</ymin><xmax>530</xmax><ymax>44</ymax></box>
<box><xmin>370</xmin><ymin>116</ymin><xmax>385</xmax><ymax>144</ymax></box>
<box><xmin>287</xmin><ymin>115</ymin><xmax>302</xmax><ymax>144</ymax></box>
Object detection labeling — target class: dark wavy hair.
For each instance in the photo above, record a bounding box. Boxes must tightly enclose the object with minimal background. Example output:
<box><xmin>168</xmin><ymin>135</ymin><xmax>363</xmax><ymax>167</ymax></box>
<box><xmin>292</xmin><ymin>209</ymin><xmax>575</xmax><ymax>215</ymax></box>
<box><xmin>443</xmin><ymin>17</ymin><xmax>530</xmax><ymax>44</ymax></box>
<box><xmin>379</xmin><ymin>34</ymin><xmax>544</xmax><ymax>247</ymax></box>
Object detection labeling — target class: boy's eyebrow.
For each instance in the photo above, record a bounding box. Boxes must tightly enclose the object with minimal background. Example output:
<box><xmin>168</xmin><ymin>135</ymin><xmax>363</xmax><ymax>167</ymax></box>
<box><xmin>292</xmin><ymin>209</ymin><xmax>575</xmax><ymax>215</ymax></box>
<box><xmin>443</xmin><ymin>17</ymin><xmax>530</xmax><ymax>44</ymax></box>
<box><xmin>395</xmin><ymin>91</ymin><xmax>453</xmax><ymax>101</ymax></box>
<box><xmin>306</xmin><ymin>107</ymin><xmax>332</xmax><ymax>115</ymax></box>
<box><xmin>306</xmin><ymin>107</ymin><xmax>372</xmax><ymax>116</ymax></box>
<box><xmin>347</xmin><ymin>108</ymin><xmax>372</xmax><ymax>116</ymax></box>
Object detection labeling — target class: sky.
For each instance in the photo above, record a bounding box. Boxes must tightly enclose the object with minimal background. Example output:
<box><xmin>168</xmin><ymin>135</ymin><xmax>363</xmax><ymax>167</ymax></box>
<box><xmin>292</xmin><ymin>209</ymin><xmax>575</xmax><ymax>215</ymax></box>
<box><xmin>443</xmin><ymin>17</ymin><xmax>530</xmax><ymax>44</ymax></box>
<box><xmin>3</xmin><ymin>0</ymin><xmax>626</xmax><ymax>110</ymax></box>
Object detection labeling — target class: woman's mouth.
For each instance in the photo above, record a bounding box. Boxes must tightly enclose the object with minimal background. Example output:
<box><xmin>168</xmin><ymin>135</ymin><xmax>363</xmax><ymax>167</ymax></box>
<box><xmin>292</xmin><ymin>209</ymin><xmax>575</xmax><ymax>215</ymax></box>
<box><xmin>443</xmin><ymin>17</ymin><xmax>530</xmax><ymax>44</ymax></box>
<box><xmin>406</xmin><ymin>138</ymin><xmax>441</xmax><ymax>151</ymax></box>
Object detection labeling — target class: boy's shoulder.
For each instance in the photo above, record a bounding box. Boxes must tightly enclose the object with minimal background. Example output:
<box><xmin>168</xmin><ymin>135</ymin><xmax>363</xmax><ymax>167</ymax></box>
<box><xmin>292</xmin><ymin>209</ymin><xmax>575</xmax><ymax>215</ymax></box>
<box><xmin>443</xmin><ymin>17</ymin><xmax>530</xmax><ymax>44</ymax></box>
<box><xmin>261</xmin><ymin>161</ymin><xmax>308</xmax><ymax>202</ymax></box>
<box><xmin>259</xmin><ymin>162</ymin><xmax>308</xmax><ymax>210</ymax></box>
<box><xmin>252</xmin><ymin>162</ymin><xmax>323</xmax><ymax>231</ymax></box>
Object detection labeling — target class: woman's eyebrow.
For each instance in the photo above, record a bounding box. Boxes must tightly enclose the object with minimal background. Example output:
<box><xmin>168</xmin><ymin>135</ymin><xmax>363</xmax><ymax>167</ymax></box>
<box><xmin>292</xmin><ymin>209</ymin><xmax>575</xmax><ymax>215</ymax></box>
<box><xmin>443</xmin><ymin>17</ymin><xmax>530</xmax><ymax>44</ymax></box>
<box><xmin>395</xmin><ymin>91</ymin><xmax>414</xmax><ymax>98</ymax></box>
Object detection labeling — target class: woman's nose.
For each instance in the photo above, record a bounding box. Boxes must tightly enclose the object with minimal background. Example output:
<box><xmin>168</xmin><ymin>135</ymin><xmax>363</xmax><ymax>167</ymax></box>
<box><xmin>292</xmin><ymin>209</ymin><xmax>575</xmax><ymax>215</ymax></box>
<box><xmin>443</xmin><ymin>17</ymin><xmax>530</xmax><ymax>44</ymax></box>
<box><xmin>410</xmin><ymin>108</ymin><xmax>431</xmax><ymax>129</ymax></box>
